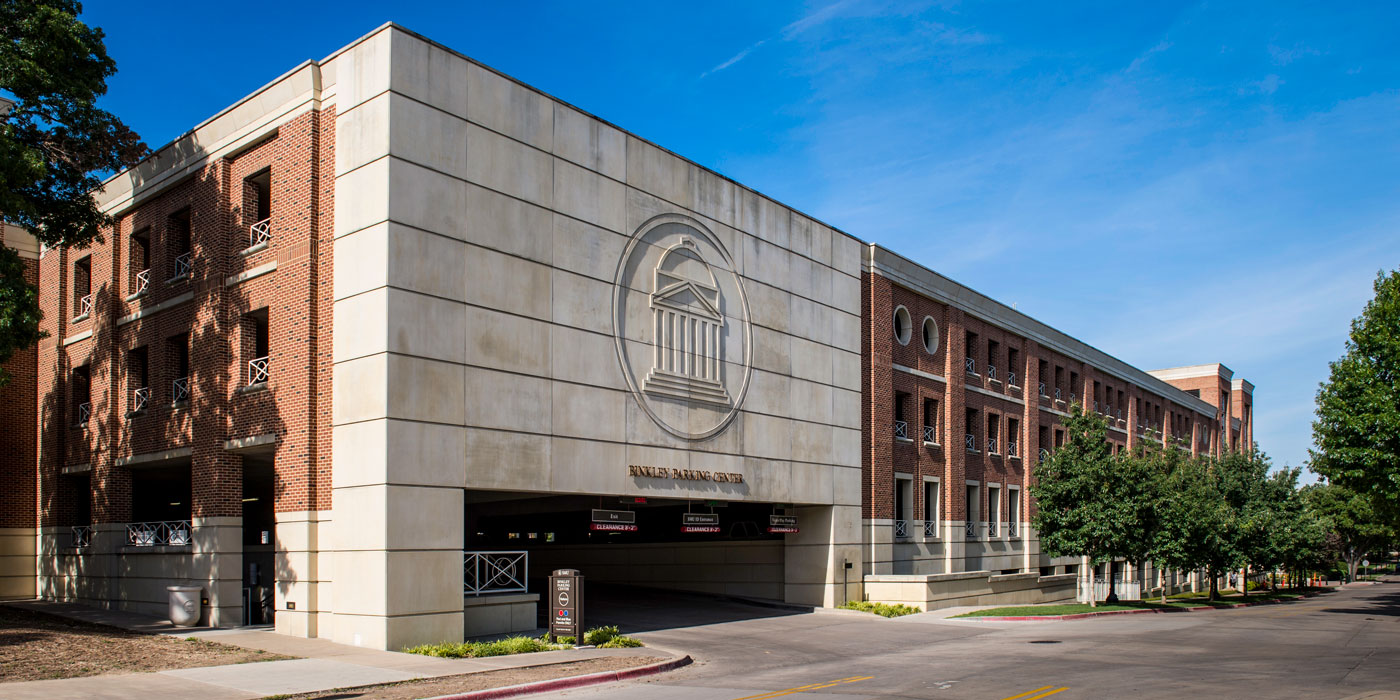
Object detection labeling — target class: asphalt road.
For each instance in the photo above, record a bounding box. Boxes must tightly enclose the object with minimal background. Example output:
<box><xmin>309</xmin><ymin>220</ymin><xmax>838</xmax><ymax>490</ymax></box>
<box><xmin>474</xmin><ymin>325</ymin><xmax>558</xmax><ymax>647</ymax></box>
<box><xmin>540</xmin><ymin>581</ymin><xmax>1400</xmax><ymax>700</ymax></box>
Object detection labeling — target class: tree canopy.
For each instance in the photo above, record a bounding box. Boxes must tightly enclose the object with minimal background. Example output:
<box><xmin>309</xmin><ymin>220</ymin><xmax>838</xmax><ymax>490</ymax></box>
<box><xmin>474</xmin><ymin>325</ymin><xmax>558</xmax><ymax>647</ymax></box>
<box><xmin>1311</xmin><ymin>269</ymin><xmax>1400</xmax><ymax>517</ymax></box>
<box><xmin>0</xmin><ymin>0</ymin><xmax>146</xmax><ymax>382</ymax></box>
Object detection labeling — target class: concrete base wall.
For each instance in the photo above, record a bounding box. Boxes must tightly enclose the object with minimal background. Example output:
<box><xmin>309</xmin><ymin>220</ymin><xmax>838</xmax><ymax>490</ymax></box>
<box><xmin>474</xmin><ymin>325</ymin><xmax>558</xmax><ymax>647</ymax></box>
<box><xmin>0</xmin><ymin>527</ymin><xmax>36</xmax><ymax>600</ymax></box>
<box><xmin>864</xmin><ymin>571</ymin><xmax>1077</xmax><ymax>611</ymax></box>
<box><xmin>36</xmin><ymin>518</ymin><xmax>243</xmax><ymax>626</ymax></box>
<box><xmin>463</xmin><ymin>592</ymin><xmax>538</xmax><ymax>638</ymax></box>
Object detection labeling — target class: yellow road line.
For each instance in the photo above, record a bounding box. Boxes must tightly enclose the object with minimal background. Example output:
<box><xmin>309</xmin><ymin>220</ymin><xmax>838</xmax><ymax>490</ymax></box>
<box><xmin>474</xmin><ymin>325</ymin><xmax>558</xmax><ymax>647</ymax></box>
<box><xmin>1024</xmin><ymin>687</ymin><xmax>1070</xmax><ymax>700</ymax></box>
<box><xmin>1000</xmin><ymin>687</ymin><xmax>1056</xmax><ymax>700</ymax></box>
<box><xmin>731</xmin><ymin>675</ymin><xmax>874</xmax><ymax>700</ymax></box>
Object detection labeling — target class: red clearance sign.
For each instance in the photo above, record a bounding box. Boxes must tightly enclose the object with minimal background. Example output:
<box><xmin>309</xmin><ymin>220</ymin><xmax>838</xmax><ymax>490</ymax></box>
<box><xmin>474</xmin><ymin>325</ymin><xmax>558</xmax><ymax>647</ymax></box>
<box><xmin>590</xmin><ymin>522</ymin><xmax>638</xmax><ymax>532</ymax></box>
<box><xmin>681</xmin><ymin>525</ymin><xmax>721</xmax><ymax>533</ymax></box>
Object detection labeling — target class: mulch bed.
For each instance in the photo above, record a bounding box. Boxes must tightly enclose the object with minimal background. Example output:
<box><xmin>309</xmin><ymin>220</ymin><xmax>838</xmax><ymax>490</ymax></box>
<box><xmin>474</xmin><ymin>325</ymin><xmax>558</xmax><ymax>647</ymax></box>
<box><xmin>269</xmin><ymin>656</ymin><xmax>665</xmax><ymax>700</ymax></box>
<box><xmin>0</xmin><ymin>604</ymin><xmax>290</xmax><ymax>682</ymax></box>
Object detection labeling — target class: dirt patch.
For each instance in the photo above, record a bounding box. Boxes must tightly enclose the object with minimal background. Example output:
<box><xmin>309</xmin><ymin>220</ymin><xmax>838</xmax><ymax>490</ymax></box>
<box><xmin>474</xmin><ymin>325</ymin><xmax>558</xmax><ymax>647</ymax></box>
<box><xmin>273</xmin><ymin>655</ymin><xmax>666</xmax><ymax>700</ymax></box>
<box><xmin>0</xmin><ymin>605</ymin><xmax>291</xmax><ymax>682</ymax></box>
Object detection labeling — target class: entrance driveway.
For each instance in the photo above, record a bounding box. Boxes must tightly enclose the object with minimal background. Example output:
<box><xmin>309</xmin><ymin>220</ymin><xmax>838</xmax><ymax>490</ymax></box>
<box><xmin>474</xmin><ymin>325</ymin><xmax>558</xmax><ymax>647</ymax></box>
<box><xmin>540</xmin><ymin>581</ymin><xmax>1400</xmax><ymax>700</ymax></box>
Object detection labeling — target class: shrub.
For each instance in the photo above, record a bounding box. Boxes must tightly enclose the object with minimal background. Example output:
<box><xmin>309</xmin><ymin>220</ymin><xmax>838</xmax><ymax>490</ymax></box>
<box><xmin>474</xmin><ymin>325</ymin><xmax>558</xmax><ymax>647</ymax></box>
<box><xmin>583</xmin><ymin>625</ymin><xmax>620</xmax><ymax>646</ymax></box>
<box><xmin>837</xmin><ymin>600</ymin><xmax>920</xmax><ymax>618</ymax></box>
<box><xmin>1247</xmin><ymin>579</ymin><xmax>1270</xmax><ymax>592</ymax></box>
<box><xmin>555</xmin><ymin>635</ymin><xmax>576</xmax><ymax>645</ymax></box>
<box><xmin>404</xmin><ymin>635</ymin><xmax>561</xmax><ymax>658</ymax></box>
<box><xmin>599</xmin><ymin>635</ymin><xmax>644</xmax><ymax>648</ymax></box>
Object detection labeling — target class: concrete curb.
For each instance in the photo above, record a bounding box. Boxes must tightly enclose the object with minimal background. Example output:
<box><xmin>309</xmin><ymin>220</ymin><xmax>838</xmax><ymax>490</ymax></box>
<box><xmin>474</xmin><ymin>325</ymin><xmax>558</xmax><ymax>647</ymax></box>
<box><xmin>968</xmin><ymin>591</ymin><xmax>1325</xmax><ymax>622</ymax></box>
<box><xmin>423</xmin><ymin>654</ymin><xmax>693</xmax><ymax>700</ymax></box>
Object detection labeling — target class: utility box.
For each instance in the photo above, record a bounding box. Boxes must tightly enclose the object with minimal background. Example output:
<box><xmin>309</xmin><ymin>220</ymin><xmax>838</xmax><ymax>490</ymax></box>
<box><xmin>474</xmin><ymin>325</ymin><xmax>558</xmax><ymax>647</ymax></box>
<box><xmin>549</xmin><ymin>569</ymin><xmax>583</xmax><ymax>641</ymax></box>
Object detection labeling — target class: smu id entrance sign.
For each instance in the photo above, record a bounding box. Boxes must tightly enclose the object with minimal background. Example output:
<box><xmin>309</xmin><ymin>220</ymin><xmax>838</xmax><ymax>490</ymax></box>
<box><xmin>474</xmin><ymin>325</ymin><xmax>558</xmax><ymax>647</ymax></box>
<box><xmin>549</xmin><ymin>569</ymin><xmax>583</xmax><ymax>640</ymax></box>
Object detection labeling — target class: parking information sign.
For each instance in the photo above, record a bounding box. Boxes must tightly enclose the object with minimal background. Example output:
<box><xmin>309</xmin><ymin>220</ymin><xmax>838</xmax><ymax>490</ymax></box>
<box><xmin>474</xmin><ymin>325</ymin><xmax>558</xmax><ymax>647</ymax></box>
<box><xmin>682</xmin><ymin>512</ymin><xmax>720</xmax><ymax>533</ymax></box>
<box><xmin>549</xmin><ymin>569</ymin><xmax>583</xmax><ymax>640</ymax></box>
<box><xmin>768</xmin><ymin>514</ymin><xmax>799</xmax><ymax>534</ymax></box>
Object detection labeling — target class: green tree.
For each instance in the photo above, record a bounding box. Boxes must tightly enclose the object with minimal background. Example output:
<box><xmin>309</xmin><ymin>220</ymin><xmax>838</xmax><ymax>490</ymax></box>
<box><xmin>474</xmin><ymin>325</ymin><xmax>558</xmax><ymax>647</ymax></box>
<box><xmin>1031</xmin><ymin>403</ymin><xmax>1160</xmax><ymax>606</ymax></box>
<box><xmin>1304</xmin><ymin>482</ymin><xmax>1395</xmax><ymax>582</ymax></box>
<box><xmin>1150</xmin><ymin>450</ymin><xmax>1235</xmax><ymax>601</ymax></box>
<box><xmin>1311</xmin><ymin>270</ymin><xmax>1400</xmax><ymax>518</ymax></box>
<box><xmin>0</xmin><ymin>0</ymin><xmax>146</xmax><ymax>383</ymax></box>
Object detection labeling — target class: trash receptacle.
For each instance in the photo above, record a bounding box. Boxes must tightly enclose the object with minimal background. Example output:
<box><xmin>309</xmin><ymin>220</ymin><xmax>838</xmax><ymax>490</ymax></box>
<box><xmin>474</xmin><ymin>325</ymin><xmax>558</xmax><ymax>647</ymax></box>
<box><xmin>168</xmin><ymin>585</ymin><xmax>202</xmax><ymax>627</ymax></box>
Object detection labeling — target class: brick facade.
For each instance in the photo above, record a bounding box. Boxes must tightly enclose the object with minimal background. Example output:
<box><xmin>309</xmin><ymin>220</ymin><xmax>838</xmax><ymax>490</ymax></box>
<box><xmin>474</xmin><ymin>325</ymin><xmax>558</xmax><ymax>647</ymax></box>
<box><xmin>0</xmin><ymin>226</ymin><xmax>38</xmax><ymax>530</ymax></box>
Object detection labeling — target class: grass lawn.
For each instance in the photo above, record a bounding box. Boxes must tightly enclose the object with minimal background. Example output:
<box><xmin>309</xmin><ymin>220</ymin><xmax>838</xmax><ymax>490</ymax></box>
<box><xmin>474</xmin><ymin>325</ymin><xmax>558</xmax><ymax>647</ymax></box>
<box><xmin>0</xmin><ymin>605</ymin><xmax>291</xmax><ymax>682</ymax></box>
<box><xmin>952</xmin><ymin>588</ymin><xmax>1324</xmax><ymax>618</ymax></box>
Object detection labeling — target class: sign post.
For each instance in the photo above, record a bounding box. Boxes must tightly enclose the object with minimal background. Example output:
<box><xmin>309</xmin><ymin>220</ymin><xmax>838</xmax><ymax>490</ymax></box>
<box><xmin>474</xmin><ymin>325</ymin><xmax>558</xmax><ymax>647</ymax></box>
<box><xmin>549</xmin><ymin>569</ymin><xmax>584</xmax><ymax>642</ymax></box>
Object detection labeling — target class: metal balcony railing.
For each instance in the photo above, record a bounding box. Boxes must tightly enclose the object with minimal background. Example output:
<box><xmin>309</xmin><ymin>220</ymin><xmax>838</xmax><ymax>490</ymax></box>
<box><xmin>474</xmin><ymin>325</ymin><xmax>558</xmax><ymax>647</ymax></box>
<box><xmin>1054</xmin><ymin>387</ymin><xmax>1063</xmax><ymax>401</ymax></box>
<box><xmin>988</xmin><ymin>520</ymin><xmax>999</xmax><ymax>537</ymax></box>
<box><xmin>1039</xmin><ymin>381</ymin><xmax>1047</xmax><ymax>397</ymax></box>
<box><xmin>894</xmin><ymin>420</ymin><xmax>909</xmax><ymax>440</ymax></box>
<box><xmin>987</xmin><ymin>365</ymin><xmax>997</xmax><ymax>381</ymax></box>
<box><xmin>987</xmin><ymin>436</ymin><xmax>999</xmax><ymax>454</ymax></box>
<box><xmin>464</xmin><ymin>550</ymin><xmax>528</xmax><ymax>595</ymax></box>
<box><xmin>173</xmin><ymin>251</ymin><xmax>192</xmax><ymax>279</ymax></box>
<box><xmin>924</xmin><ymin>520</ymin><xmax>937</xmax><ymax>537</ymax></box>
<box><xmin>1094</xmin><ymin>401</ymin><xmax>1100</xmax><ymax>412</ymax></box>
<box><xmin>1070</xmin><ymin>392</ymin><xmax>1077</xmax><ymax>403</ymax></box>
<box><xmin>78</xmin><ymin>294</ymin><xmax>93</xmax><ymax>318</ymax></box>
<box><xmin>127</xmin><ymin>520</ymin><xmax>192</xmax><ymax>547</ymax></box>
<box><xmin>1007</xmin><ymin>440</ymin><xmax>1019</xmax><ymax>457</ymax></box>
<box><xmin>894</xmin><ymin>520</ymin><xmax>909</xmax><ymax>539</ymax></box>
<box><xmin>1009</xmin><ymin>520</ymin><xmax>1019</xmax><ymax>538</ymax></box>
<box><xmin>965</xmin><ymin>357</ymin><xmax>976</xmax><ymax>374</ymax></box>
<box><xmin>965</xmin><ymin>521</ymin><xmax>976</xmax><ymax>539</ymax></box>
<box><xmin>131</xmin><ymin>387</ymin><xmax>149</xmax><ymax>413</ymax></box>
<box><xmin>965</xmin><ymin>433</ymin><xmax>976</xmax><ymax>451</ymax></box>
<box><xmin>133</xmin><ymin>268</ymin><xmax>150</xmax><ymax>296</ymax></box>
<box><xmin>172</xmin><ymin>376</ymin><xmax>190</xmax><ymax>404</ymax></box>
<box><xmin>76</xmin><ymin>401</ymin><xmax>90</xmax><ymax>425</ymax></box>
<box><xmin>248</xmin><ymin>356</ymin><xmax>270</xmax><ymax>386</ymax></box>
<box><xmin>1039</xmin><ymin>448</ymin><xmax>1049</xmax><ymax>464</ymax></box>
<box><xmin>922</xmin><ymin>424</ymin><xmax>936</xmax><ymax>443</ymax></box>
<box><xmin>72</xmin><ymin>525</ymin><xmax>92</xmax><ymax>548</ymax></box>
<box><xmin>250</xmin><ymin>218</ymin><xmax>272</xmax><ymax>248</ymax></box>
<box><xmin>1007</xmin><ymin>371</ymin><xmax>1017</xmax><ymax>386</ymax></box>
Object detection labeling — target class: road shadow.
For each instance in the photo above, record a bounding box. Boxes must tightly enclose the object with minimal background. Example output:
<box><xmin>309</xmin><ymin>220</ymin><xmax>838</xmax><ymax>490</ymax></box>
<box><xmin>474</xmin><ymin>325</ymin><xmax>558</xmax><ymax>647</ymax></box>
<box><xmin>1319</xmin><ymin>585</ymin><xmax>1400</xmax><ymax>617</ymax></box>
<box><xmin>579</xmin><ymin>583</ymin><xmax>810</xmax><ymax>634</ymax></box>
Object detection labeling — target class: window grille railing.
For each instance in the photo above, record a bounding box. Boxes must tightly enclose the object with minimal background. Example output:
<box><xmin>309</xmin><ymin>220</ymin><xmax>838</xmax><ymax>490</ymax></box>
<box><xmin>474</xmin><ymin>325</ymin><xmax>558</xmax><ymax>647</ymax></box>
<box><xmin>173</xmin><ymin>252</ymin><xmax>192</xmax><ymax>279</ymax></box>
<box><xmin>1007</xmin><ymin>440</ymin><xmax>1019</xmax><ymax>457</ymax></box>
<box><xmin>965</xmin><ymin>433</ymin><xmax>976</xmax><ymax>451</ymax></box>
<box><xmin>78</xmin><ymin>294</ymin><xmax>93</xmax><ymax>318</ymax></box>
<box><xmin>1039</xmin><ymin>381</ymin><xmax>1047</xmax><ymax>397</ymax></box>
<box><xmin>133</xmin><ymin>269</ymin><xmax>150</xmax><ymax>296</ymax></box>
<box><xmin>965</xmin><ymin>521</ymin><xmax>976</xmax><ymax>539</ymax></box>
<box><xmin>894</xmin><ymin>520</ymin><xmax>909</xmax><ymax>539</ymax></box>
<box><xmin>131</xmin><ymin>387</ymin><xmax>149</xmax><ymax>413</ymax></box>
<box><xmin>894</xmin><ymin>420</ymin><xmax>908</xmax><ymax>440</ymax></box>
<box><xmin>464</xmin><ymin>550</ymin><xmax>528</xmax><ymax>595</ymax></box>
<box><xmin>1039</xmin><ymin>448</ymin><xmax>1049</xmax><ymax>464</ymax></box>
<box><xmin>72</xmin><ymin>525</ymin><xmax>92</xmax><ymax>548</ymax></box>
<box><xmin>250</xmin><ymin>218</ymin><xmax>272</xmax><ymax>248</ymax></box>
<box><xmin>1009</xmin><ymin>520</ymin><xmax>1019</xmax><ymax>538</ymax></box>
<box><xmin>172</xmin><ymin>376</ymin><xmax>190</xmax><ymax>404</ymax></box>
<box><xmin>922</xmin><ymin>424</ymin><xmax>936</xmax><ymax>443</ymax></box>
<box><xmin>1007</xmin><ymin>371</ymin><xmax>1017</xmax><ymax>386</ymax></box>
<box><xmin>987</xmin><ymin>365</ymin><xmax>997</xmax><ymax>381</ymax></box>
<box><xmin>987</xmin><ymin>436</ymin><xmax>998</xmax><ymax>454</ymax></box>
<box><xmin>127</xmin><ymin>520</ymin><xmax>192</xmax><ymax>547</ymax></box>
<box><xmin>1055</xmin><ymin>387</ymin><xmax>1063</xmax><ymax>401</ymax></box>
<box><xmin>248</xmin><ymin>356</ymin><xmax>270</xmax><ymax>386</ymax></box>
<box><xmin>76</xmin><ymin>401</ymin><xmax>90</xmax><ymax>425</ymax></box>
<box><xmin>924</xmin><ymin>520</ymin><xmax>937</xmax><ymax>537</ymax></box>
<box><xmin>965</xmin><ymin>357</ymin><xmax>976</xmax><ymax>374</ymax></box>
<box><xmin>988</xmin><ymin>520</ymin><xmax>998</xmax><ymax>537</ymax></box>
<box><xmin>1070</xmin><ymin>392</ymin><xmax>1077</xmax><ymax>403</ymax></box>
<box><xmin>1094</xmin><ymin>400</ymin><xmax>1100</xmax><ymax>412</ymax></box>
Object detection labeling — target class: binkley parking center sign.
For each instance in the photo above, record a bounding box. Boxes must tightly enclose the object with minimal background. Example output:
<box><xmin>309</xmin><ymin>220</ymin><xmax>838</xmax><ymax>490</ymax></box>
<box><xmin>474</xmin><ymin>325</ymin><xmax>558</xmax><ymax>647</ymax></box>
<box><xmin>549</xmin><ymin>569</ymin><xmax>583</xmax><ymax>640</ymax></box>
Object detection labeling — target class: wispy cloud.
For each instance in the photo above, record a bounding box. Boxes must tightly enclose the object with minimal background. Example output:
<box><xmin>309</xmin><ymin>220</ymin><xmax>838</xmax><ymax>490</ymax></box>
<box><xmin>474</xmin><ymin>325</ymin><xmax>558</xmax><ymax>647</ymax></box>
<box><xmin>701</xmin><ymin>0</ymin><xmax>858</xmax><ymax>78</ymax></box>
<box><xmin>1125</xmin><ymin>40</ymin><xmax>1171</xmax><ymax>73</ymax></box>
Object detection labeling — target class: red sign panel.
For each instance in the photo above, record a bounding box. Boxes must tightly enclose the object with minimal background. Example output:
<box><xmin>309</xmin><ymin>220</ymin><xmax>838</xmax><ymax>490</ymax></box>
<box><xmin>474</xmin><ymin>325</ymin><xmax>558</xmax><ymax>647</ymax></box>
<box><xmin>767</xmin><ymin>526</ymin><xmax>800</xmax><ymax>534</ymax></box>
<box><xmin>590</xmin><ymin>522</ymin><xmax>639</xmax><ymax>532</ymax></box>
<box><xmin>681</xmin><ymin>525</ymin><xmax>721</xmax><ymax>533</ymax></box>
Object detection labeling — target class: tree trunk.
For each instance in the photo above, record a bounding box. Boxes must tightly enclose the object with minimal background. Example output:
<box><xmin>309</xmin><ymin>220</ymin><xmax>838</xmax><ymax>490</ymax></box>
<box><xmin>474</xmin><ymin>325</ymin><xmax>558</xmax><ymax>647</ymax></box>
<box><xmin>1208</xmin><ymin>568</ymin><xmax>1220</xmax><ymax>601</ymax></box>
<box><xmin>1241</xmin><ymin>567</ymin><xmax>1248</xmax><ymax>598</ymax></box>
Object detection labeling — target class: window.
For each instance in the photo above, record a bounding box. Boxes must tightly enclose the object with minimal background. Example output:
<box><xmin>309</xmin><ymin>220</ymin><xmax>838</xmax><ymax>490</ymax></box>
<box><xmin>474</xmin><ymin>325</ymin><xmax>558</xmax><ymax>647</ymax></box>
<box><xmin>71</xmin><ymin>364</ymin><xmax>91</xmax><ymax>426</ymax></box>
<box><xmin>1054</xmin><ymin>365</ymin><xmax>1064</xmax><ymax>401</ymax></box>
<box><xmin>1007</xmin><ymin>418</ymin><xmax>1020</xmax><ymax>456</ymax></box>
<box><xmin>893</xmin><ymin>305</ymin><xmax>912</xmax><ymax>345</ymax></box>
<box><xmin>987</xmin><ymin>413</ymin><xmax>1000</xmax><ymax>454</ymax></box>
<box><xmin>1054</xmin><ymin>428</ymin><xmax>1065</xmax><ymax>448</ymax></box>
<box><xmin>921</xmin><ymin>316</ymin><xmax>938</xmax><ymax>354</ymax></box>
<box><xmin>965</xmin><ymin>483</ymin><xmax>979</xmax><ymax>538</ymax></box>
<box><xmin>1007</xmin><ymin>348</ymin><xmax>1019</xmax><ymax>386</ymax></box>
<box><xmin>1186</xmin><ymin>388</ymin><xmax>1200</xmax><ymax>398</ymax></box>
<box><xmin>244</xmin><ymin>309</ymin><xmax>270</xmax><ymax>387</ymax></box>
<box><xmin>1038</xmin><ymin>360</ymin><xmax>1049</xmax><ymax>396</ymax></box>
<box><xmin>987</xmin><ymin>340</ymin><xmax>999</xmax><ymax>381</ymax></box>
<box><xmin>129</xmin><ymin>228</ymin><xmax>150</xmax><ymax>297</ymax></box>
<box><xmin>168</xmin><ymin>333</ymin><xmax>190</xmax><ymax>405</ymax></box>
<box><xmin>130</xmin><ymin>465</ymin><xmax>191</xmax><ymax>537</ymax></box>
<box><xmin>1038</xmin><ymin>425</ymin><xmax>1049</xmax><ymax>462</ymax></box>
<box><xmin>965</xmin><ymin>331</ymin><xmax>978</xmax><ymax>374</ymax></box>
<box><xmin>1070</xmin><ymin>371</ymin><xmax>1079</xmax><ymax>403</ymax></box>
<box><xmin>923</xmin><ymin>479</ymin><xmax>940</xmax><ymax>537</ymax></box>
<box><xmin>127</xmin><ymin>346</ymin><xmax>149</xmax><ymax>415</ymax></box>
<box><xmin>894</xmin><ymin>475</ymin><xmax>912</xmax><ymax>539</ymax></box>
<box><xmin>245</xmin><ymin>169</ymin><xmax>272</xmax><ymax>248</ymax></box>
<box><xmin>1094</xmin><ymin>380</ymin><xmax>1102</xmax><ymax>412</ymax></box>
<box><xmin>922</xmin><ymin>398</ymin><xmax>938</xmax><ymax>444</ymax></box>
<box><xmin>987</xmin><ymin>485</ymin><xmax>1001</xmax><ymax>536</ymax></box>
<box><xmin>893</xmin><ymin>391</ymin><xmax>911</xmax><ymax>440</ymax></box>
<box><xmin>965</xmin><ymin>408</ymin><xmax>979</xmax><ymax>451</ymax></box>
<box><xmin>73</xmin><ymin>256</ymin><xmax>92</xmax><ymax>319</ymax></box>
<box><xmin>1116</xmin><ymin>390</ymin><xmax>1125</xmax><ymax>418</ymax></box>
<box><xmin>168</xmin><ymin>209</ymin><xmax>192</xmax><ymax>279</ymax></box>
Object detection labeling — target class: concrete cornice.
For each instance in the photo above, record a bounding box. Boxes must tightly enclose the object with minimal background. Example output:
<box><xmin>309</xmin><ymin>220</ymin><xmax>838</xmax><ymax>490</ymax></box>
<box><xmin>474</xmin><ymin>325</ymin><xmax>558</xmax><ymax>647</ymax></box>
<box><xmin>1232</xmin><ymin>378</ymin><xmax>1254</xmax><ymax>393</ymax></box>
<box><xmin>1</xmin><ymin>223</ymin><xmax>39</xmax><ymax>259</ymax></box>
<box><xmin>114</xmin><ymin>446</ymin><xmax>192</xmax><ymax>468</ymax></box>
<box><xmin>1147</xmin><ymin>363</ymin><xmax>1234</xmax><ymax>382</ymax></box>
<box><xmin>869</xmin><ymin>245</ymin><xmax>1219</xmax><ymax>419</ymax></box>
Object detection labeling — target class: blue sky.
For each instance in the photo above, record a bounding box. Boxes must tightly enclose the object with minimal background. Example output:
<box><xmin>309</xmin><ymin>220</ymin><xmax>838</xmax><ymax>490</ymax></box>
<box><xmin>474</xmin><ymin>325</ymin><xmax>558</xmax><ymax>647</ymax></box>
<box><xmin>84</xmin><ymin>1</ymin><xmax>1400</xmax><ymax>474</ymax></box>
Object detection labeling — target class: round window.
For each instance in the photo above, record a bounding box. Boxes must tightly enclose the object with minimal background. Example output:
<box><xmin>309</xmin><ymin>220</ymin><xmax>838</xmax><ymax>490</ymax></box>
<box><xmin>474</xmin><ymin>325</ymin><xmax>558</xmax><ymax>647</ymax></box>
<box><xmin>922</xmin><ymin>316</ymin><xmax>939</xmax><ymax>354</ymax></box>
<box><xmin>893</xmin><ymin>306</ymin><xmax>912</xmax><ymax>345</ymax></box>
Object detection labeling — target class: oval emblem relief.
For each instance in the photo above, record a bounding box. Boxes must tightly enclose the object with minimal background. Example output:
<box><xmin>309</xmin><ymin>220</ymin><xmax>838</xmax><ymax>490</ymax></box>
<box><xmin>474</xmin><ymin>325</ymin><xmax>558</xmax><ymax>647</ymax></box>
<box><xmin>612</xmin><ymin>214</ymin><xmax>752</xmax><ymax>440</ymax></box>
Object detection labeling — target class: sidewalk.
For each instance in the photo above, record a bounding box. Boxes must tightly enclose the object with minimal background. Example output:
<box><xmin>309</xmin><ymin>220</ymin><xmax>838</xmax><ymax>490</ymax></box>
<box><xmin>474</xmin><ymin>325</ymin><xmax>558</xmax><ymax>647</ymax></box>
<box><xmin>2</xmin><ymin>600</ymin><xmax>683</xmax><ymax>700</ymax></box>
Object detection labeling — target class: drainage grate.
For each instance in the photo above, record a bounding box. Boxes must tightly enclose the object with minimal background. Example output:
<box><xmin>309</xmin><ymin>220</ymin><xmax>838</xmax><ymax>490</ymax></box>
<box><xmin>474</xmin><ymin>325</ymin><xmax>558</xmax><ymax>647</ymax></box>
<box><xmin>1028</xmin><ymin>640</ymin><xmax>1062</xmax><ymax>644</ymax></box>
